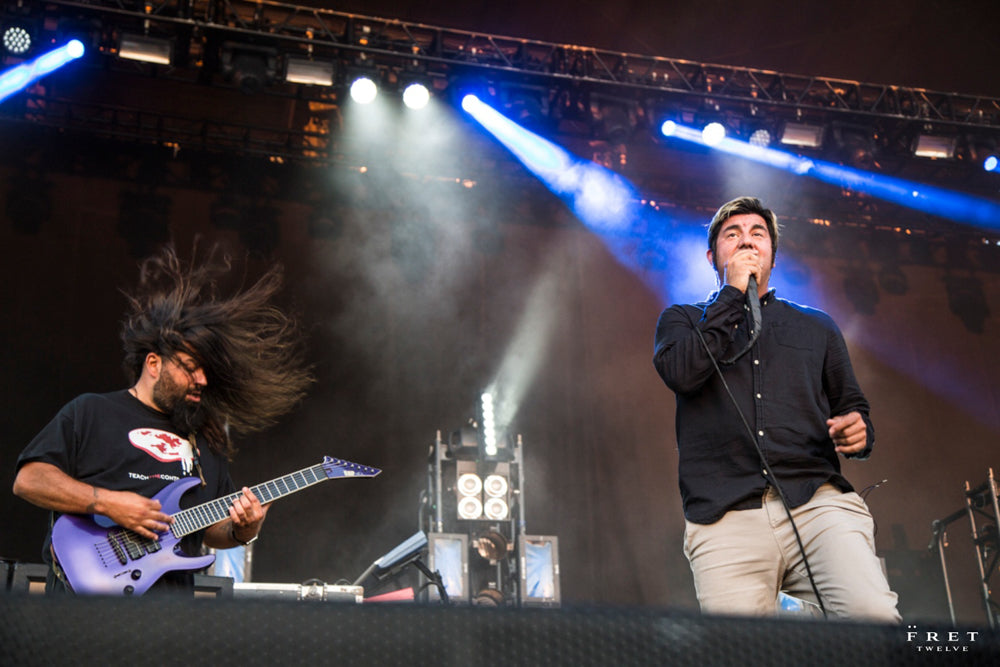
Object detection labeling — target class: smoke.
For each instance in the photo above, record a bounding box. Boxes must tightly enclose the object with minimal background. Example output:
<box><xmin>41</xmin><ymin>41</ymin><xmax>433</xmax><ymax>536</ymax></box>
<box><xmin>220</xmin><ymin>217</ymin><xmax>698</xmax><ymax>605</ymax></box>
<box><xmin>486</xmin><ymin>259</ymin><xmax>564</xmax><ymax>433</ymax></box>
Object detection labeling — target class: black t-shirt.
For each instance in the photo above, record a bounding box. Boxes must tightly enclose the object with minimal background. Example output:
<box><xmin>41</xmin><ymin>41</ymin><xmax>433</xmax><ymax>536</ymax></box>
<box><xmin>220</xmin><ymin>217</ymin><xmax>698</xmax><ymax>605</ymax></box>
<box><xmin>17</xmin><ymin>390</ymin><xmax>235</xmax><ymax>587</ymax></box>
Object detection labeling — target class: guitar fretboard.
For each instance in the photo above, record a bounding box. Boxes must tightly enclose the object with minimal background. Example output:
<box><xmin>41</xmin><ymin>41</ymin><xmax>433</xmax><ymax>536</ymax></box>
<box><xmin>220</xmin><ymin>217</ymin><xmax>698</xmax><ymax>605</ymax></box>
<box><xmin>170</xmin><ymin>463</ymin><xmax>330</xmax><ymax>538</ymax></box>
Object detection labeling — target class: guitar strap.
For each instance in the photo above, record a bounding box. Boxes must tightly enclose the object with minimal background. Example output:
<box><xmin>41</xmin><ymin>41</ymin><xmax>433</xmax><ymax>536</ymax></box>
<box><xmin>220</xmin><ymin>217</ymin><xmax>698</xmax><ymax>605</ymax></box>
<box><xmin>48</xmin><ymin>513</ymin><xmax>72</xmax><ymax>591</ymax></box>
<box><xmin>189</xmin><ymin>432</ymin><xmax>207</xmax><ymax>487</ymax></box>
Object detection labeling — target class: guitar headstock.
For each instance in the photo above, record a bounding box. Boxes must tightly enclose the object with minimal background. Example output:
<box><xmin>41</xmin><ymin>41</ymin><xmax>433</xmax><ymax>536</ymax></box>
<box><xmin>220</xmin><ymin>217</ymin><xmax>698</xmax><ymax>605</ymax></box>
<box><xmin>322</xmin><ymin>456</ymin><xmax>381</xmax><ymax>479</ymax></box>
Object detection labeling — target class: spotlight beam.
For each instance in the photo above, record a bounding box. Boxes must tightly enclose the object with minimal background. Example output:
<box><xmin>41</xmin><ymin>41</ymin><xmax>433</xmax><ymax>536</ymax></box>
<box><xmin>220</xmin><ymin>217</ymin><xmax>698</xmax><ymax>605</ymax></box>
<box><xmin>0</xmin><ymin>40</ymin><xmax>85</xmax><ymax>105</ymax></box>
<box><xmin>461</xmin><ymin>94</ymin><xmax>638</xmax><ymax>232</ymax></box>
<box><xmin>663</xmin><ymin>121</ymin><xmax>1000</xmax><ymax>232</ymax></box>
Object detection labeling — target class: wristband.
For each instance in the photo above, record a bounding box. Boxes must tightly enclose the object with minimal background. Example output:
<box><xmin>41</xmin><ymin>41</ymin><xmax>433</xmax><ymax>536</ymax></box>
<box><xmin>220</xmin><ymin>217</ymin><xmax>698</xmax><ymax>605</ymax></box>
<box><xmin>230</xmin><ymin>525</ymin><xmax>258</xmax><ymax>546</ymax></box>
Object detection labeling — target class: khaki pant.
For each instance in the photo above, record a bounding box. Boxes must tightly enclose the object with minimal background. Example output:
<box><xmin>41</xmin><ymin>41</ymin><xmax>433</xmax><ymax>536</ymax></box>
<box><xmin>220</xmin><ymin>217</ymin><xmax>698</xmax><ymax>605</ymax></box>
<box><xmin>684</xmin><ymin>483</ymin><xmax>901</xmax><ymax>622</ymax></box>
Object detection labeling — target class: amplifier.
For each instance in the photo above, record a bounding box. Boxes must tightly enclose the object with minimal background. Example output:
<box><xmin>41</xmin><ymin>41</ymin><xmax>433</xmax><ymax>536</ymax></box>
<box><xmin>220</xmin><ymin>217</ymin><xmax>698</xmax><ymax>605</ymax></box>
<box><xmin>233</xmin><ymin>581</ymin><xmax>363</xmax><ymax>603</ymax></box>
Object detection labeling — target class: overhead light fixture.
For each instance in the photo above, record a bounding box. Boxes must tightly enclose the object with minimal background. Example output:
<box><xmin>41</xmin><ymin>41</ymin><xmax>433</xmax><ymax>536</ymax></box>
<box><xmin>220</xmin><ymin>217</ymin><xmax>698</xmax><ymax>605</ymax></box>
<box><xmin>0</xmin><ymin>39</ymin><xmax>85</xmax><ymax>105</ymax></box>
<box><xmin>701</xmin><ymin>121</ymin><xmax>726</xmax><ymax>146</ymax></box>
<box><xmin>402</xmin><ymin>80</ymin><xmax>431</xmax><ymax>110</ymax></box>
<box><xmin>118</xmin><ymin>33</ymin><xmax>173</xmax><ymax>65</ymax></box>
<box><xmin>2</xmin><ymin>22</ymin><xmax>33</xmax><ymax>56</ymax></box>
<box><xmin>832</xmin><ymin>123</ymin><xmax>876</xmax><ymax>167</ymax></box>
<box><xmin>914</xmin><ymin>134</ymin><xmax>956</xmax><ymax>159</ymax></box>
<box><xmin>501</xmin><ymin>85</ymin><xmax>548</xmax><ymax>129</ymax></box>
<box><xmin>221</xmin><ymin>43</ymin><xmax>279</xmax><ymax>94</ymax></box>
<box><xmin>284</xmin><ymin>56</ymin><xmax>335</xmax><ymax>86</ymax></box>
<box><xmin>779</xmin><ymin>122</ymin><xmax>825</xmax><ymax>148</ymax></box>
<box><xmin>748</xmin><ymin>127</ymin><xmax>772</xmax><ymax>147</ymax></box>
<box><xmin>985</xmin><ymin>155</ymin><xmax>999</xmax><ymax>172</ymax></box>
<box><xmin>596</xmin><ymin>101</ymin><xmax>634</xmax><ymax>144</ymax></box>
<box><xmin>349</xmin><ymin>73</ymin><xmax>378</xmax><ymax>104</ymax></box>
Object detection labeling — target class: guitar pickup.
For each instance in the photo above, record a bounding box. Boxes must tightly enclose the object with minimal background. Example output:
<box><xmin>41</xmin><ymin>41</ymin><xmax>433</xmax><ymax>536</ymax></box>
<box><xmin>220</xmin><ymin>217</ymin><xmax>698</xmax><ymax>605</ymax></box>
<box><xmin>123</xmin><ymin>535</ymin><xmax>144</xmax><ymax>560</ymax></box>
<box><xmin>145</xmin><ymin>539</ymin><xmax>161</xmax><ymax>554</ymax></box>
<box><xmin>108</xmin><ymin>532</ymin><xmax>128</xmax><ymax>565</ymax></box>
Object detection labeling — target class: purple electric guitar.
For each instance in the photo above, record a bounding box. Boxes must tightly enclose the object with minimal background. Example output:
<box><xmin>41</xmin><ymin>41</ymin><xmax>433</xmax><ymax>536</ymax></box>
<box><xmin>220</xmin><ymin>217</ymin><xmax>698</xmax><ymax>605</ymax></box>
<box><xmin>51</xmin><ymin>456</ymin><xmax>381</xmax><ymax>595</ymax></box>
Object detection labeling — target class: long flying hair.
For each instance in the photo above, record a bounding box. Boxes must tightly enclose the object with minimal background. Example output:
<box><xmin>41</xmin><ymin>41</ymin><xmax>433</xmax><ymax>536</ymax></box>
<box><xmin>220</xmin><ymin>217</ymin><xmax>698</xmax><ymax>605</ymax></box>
<box><xmin>120</xmin><ymin>244</ymin><xmax>313</xmax><ymax>459</ymax></box>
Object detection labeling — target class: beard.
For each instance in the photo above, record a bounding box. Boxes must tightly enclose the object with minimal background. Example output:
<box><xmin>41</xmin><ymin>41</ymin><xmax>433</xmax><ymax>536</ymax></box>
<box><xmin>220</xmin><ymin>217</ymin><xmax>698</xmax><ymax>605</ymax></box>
<box><xmin>152</xmin><ymin>370</ymin><xmax>206</xmax><ymax>435</ymax></box>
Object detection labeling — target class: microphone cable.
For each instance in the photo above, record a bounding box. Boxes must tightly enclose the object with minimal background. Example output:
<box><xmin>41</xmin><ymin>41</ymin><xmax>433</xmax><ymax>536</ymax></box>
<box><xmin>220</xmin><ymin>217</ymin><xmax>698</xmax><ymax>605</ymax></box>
<box><xmin>683</xmin><ymin>275</ymin><xmax>828</xmax><ymax>619</ymax></box>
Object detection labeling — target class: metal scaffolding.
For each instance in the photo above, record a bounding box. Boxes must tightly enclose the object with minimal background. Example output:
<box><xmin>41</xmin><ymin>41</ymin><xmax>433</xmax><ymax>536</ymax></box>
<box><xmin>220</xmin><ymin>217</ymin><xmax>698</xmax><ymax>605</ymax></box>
<box><xmin>930</xmin><ymin>468</ymin><xmax>1000</xmax><ymax>627</ymax></box>
<box><xmin>16</xmin><ymin>0</ymin><xmax>999</xmax><ymax>130</ymax></box>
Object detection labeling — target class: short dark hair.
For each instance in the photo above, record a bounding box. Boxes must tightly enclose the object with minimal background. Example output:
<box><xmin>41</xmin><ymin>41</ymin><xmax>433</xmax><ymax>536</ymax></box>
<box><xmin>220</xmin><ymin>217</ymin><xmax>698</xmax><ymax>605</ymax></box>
<box><xmin>707</xmin><ymin>196</ymin><xmax>780</xmax><ymax>259</ymax></box>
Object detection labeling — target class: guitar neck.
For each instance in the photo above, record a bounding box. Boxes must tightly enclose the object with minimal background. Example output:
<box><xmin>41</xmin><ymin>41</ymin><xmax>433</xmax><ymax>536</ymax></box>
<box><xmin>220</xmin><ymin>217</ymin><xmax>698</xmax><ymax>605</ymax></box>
<box><xmin>171</xmin><ymin>462</ymin><xmax>329</xmax><ymax>537</ymax></box>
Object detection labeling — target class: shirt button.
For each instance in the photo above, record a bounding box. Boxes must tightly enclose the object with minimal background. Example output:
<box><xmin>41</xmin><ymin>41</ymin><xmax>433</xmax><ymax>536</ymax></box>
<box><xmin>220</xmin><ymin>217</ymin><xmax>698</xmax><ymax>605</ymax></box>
<box><xmin>756</xmin><ymin>393</ymin><xmax>762</xmax><ymax>399</ymax></box>
<box><xmin>753</xmin><ymin>359</ymin><xmax>759</xmax><ymax>365</ymax></box>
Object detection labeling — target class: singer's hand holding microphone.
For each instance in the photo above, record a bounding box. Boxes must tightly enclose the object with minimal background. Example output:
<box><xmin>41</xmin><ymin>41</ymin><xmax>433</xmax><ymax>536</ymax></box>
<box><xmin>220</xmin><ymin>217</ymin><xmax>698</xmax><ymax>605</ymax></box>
<box><xmin>723</xmin><ymin>247</ymin><xmax>763</xmax><ymax>295</ymax></box>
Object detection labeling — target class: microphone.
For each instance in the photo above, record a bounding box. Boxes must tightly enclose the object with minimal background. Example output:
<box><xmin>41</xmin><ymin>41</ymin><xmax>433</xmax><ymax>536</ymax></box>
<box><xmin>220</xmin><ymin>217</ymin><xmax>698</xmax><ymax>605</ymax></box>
<box><xmin>928</xmin><ymin>520</ymin><xmax>942</xmax><ymax>551</ymax></box>
<box><xmin>720</xmin><ymin>273</ymin><xmax>762</xmax><ymax>365</ymax></box>
<box><xmin>746</xmin><ymin>275</ymin><xmax>761</xmax><ymax>338</ymax></box>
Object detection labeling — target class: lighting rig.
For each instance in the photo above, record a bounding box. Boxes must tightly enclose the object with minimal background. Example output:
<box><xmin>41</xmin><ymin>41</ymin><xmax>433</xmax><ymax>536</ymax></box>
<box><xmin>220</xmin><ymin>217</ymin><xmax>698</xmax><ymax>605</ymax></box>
<box><xmin>423</xmin><ymin>392</ymin><xmax>560</xmax><ymax>607</ymax></box>
<box><xmin>0</xmin><ymin>0</ymin><xmax>998</xmax><ymax>184</ymax></box>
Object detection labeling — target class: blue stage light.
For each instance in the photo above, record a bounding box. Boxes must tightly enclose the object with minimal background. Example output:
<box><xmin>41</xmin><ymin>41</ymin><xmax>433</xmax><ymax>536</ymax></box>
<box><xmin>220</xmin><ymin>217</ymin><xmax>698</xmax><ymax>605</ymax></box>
<box><xmin>463</xmin><ymin>93</ymin><xmax>640</xmax><ymax>234</ymax></box>
<box><xmin>0</xmin><ymin>40</ymin><xmax>85</xmax><ymax>105</ymax></box>
<box><xmin>662</xmin><ymin>119</ymin><xmax>1000</xmax><ymax>233</ymax></box>
<box><xmin>660</xmin><ymin>120</ymin><xmax>677</xmax><ymax>137</ymax></box>
<box><xmin>461</xmin><ymin>93</ymin><xmax>481</xmax><ymax>113</ymax></box>
<box><xmin>701</xmin><ymin>122</ymin><xmax>726</xmax><ymax>146</ymax></box>
<box><xmin>985</xmin><ymin>155</ymin><xmax>998</xmax><ymax>172</ymax></box>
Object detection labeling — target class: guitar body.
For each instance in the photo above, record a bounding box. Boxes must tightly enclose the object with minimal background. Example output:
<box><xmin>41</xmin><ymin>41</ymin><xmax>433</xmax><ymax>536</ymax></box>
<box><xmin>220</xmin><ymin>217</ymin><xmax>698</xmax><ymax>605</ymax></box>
<box><xmin>50</xmin><ymin>456</ymin><xmax>380</xmax><ymax>595</ymax></box>
<box><xmin>52</xmin><ymin>477</ymin><xmax>214</xmax><ymax>596</ymax></box>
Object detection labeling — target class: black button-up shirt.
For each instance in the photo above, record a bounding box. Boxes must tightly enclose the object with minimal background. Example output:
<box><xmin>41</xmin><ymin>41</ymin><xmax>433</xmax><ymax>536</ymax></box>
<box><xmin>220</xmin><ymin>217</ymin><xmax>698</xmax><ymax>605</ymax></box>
<box><xmin>653</xmin><ymin>286</ymin><xmax>874</xmax><ymax>524</ymax></box>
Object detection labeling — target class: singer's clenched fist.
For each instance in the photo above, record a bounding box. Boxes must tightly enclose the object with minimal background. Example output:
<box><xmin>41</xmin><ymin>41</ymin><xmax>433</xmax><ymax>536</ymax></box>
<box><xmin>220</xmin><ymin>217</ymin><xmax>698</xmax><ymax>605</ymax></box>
<box><xmin>827</xmin><ymin>411</ymin><xmax>867</xmax><ymax>455</ymax></box>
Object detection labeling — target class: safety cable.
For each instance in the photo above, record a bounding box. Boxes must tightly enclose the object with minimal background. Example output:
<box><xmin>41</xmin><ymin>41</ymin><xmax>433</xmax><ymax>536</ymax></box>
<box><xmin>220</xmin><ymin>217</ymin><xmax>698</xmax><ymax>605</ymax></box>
<box><xmin>683</xmin><ymin>280</ymin><xmax>829</xmax><ymax>619</ymax></box>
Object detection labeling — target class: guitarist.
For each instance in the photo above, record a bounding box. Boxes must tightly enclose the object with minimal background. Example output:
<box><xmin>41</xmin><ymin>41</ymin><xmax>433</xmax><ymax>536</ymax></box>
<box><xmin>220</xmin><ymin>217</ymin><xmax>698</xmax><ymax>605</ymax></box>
<box><xmin>13</xmin><ymin>245</ymin><xmax>313</xmax><ymax>593</ymax></box>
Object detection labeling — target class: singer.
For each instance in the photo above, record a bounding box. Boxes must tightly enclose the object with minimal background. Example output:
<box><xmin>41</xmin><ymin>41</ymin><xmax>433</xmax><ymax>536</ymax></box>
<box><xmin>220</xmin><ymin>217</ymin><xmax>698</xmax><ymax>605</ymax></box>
<box><xmin>652</xmin><ymin>196</ymin><xmax>899</xmax><ymax>622</ymax></box>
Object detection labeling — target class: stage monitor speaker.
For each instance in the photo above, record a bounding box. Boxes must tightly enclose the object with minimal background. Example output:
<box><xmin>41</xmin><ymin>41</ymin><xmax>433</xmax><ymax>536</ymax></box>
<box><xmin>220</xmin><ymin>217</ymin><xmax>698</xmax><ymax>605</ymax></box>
<box><xmin>2</xmin><ymin>596</ymin><xmax>995</xmax><ymax>665</ymax></box>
